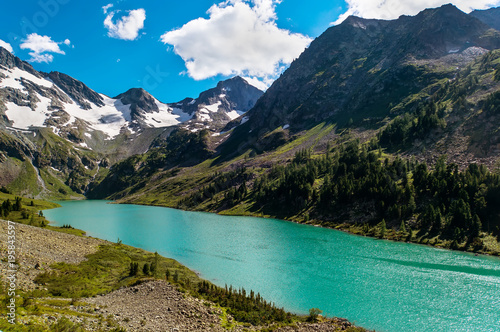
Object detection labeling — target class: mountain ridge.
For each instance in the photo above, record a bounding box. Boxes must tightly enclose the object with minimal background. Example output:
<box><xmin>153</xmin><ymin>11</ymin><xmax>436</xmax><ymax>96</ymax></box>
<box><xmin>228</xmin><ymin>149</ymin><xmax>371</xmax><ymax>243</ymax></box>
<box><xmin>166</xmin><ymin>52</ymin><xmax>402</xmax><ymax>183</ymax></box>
<box><xmin>220</xmin><ymin>4</ymin><xmax>500</xmax><ymax>156</ymax></box>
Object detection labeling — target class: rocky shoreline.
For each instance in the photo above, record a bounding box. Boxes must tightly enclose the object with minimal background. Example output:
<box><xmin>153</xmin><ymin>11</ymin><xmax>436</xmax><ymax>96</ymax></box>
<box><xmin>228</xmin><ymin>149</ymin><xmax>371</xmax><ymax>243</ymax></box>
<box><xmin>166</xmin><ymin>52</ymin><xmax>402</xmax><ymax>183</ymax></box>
<box><xmin>0</xmin><ymin>220</ymin><xmax>364</xmax><ymax>331</ymax></box>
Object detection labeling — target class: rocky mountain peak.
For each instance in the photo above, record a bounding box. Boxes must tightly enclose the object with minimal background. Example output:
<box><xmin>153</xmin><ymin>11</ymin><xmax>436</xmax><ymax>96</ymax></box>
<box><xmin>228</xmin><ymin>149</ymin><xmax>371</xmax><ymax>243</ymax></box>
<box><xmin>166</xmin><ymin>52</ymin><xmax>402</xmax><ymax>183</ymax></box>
<box><xmin>114</xmin><ymin>87</ymin><xmax>160</xmax><ymax>119</ymax></box>
<box><xmin>0</xmin><ymin>46</ymin><xmax>41</xmax><ymax>77</ymax></box>
<box><xmin>396</xmin><ymin>4</ymin><xmax>498</xmax><ymax>59</ymax></box>
<box><xmin>170</xmin><ymin>76</ymin><xmax>264</xmax><ymax>131</ymax></box>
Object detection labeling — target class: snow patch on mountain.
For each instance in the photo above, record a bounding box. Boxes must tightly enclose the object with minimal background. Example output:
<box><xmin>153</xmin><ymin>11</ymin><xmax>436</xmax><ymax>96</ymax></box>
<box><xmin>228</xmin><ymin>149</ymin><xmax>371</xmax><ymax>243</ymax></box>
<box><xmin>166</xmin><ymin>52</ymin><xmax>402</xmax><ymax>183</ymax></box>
<box><xmin>226</xmin><ymin>110</ymin><xmax>244</xmax><ymax>120</ymax></box>
<box><xmin>0</xmin><ymin>67</ymin><xmax>54</xmax><ymax>90</ymax></box>
<box><xmin>5</xmin><ymin>102</ymin><xmax>46</xmax><ymax>129</ymax></box>
<box><xmin>139</xmin><ymin>101</ymin><xmax>192</xmax><ymax>128</ymax></box>
<box><xmin>203</xmin><ymin>101</ymin><xmax>222</xmax><ymax>113</ymax></box>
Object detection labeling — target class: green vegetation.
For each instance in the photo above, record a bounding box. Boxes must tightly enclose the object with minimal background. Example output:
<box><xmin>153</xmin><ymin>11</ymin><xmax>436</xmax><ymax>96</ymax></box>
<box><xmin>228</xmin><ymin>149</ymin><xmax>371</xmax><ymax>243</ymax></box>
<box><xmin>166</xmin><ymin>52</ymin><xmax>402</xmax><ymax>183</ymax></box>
<box><xmin>162</xmin><ymin>141</ymin><xmax>500</xmax><ymax>255</ymax></box>
<box><xmin>379</xmin><ymin>100</ymin><xmax>446</xmax><ymax>150</ymax></box>
<box><xmin>253</xmin><ymin>144</ymin><xmax>500</xmax><ymax>253</ymax></box>
<box><xmin>92</xmin><ymin>50</ymin><xmax>500</xmax><ymax>256</ymax></box>
<box><xmin>308</xmin><ymin>308</ymin><xmax>323</xmax><ymax>322</ymax></box>
<box><xmin>197</xmin><ymin>281</ymin><xmax>291</xmax><ymax>325</ymax></box>
<box><xmin>0</xmin><ymin>287</ymin><xmax>125</xmax><ymax>332</ymax></box>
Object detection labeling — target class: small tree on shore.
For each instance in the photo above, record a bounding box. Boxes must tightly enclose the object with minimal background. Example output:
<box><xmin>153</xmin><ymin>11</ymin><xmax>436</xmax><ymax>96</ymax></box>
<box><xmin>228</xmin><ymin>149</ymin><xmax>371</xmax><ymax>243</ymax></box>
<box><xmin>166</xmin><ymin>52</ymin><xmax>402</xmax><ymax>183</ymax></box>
<box><xmin>142</xmin><ymin>263</ymin><xmax>150</xmax><ymax>276</ymax></box>
<box><xmin>308</xmin><ymin>308</ymin><xmax>322</xmax><ymax>322</ymax></box>
<box><xmin>380</xmin><ymin>219</ymin><xmax>387</xmax><ymax>238</ymax></box>
<box><xmin>406</xmin><ymin>227</ymin><xmax>413</xmax><ymax>242</ymax></box>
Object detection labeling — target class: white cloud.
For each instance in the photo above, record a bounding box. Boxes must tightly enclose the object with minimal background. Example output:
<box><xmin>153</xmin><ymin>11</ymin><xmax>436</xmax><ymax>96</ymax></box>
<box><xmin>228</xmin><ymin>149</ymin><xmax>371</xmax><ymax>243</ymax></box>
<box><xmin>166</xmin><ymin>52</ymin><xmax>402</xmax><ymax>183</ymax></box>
<box><xmin>104</xmin><ymin>8</ymin><xmax>146</xmax><ymax>41</ymax></box>
<box><xmin>63</xmin><ymin>39</ymin><xmax>71</xmax><ymax>46</ymax></box>
<box><xmin>0</xmin><ymin>39</ymin><xmax>13</xmax><ymax>53</ymax></box>
<box><xmin>102</xmin><ymin>3</ymin><xmax>113</xmax><ymax>14</ymax></box>
<box><xmin>160</xmin><ymin>0</ymin><xmax>312</xmax><ymax>83</ymax></box>
<box><xmin>19</xmin><ymin>33</ymin><xmax>68</xmax><ymax>63</ymax></box>
<box><xmin>29</xmin><ymin>53</ymin><xmax>54</xmax><ymax>63</ymax></box>
<box><xmin>335</xmin><ymin>0</ymin><xmax>500</xmax><ymax>24</ymax></box>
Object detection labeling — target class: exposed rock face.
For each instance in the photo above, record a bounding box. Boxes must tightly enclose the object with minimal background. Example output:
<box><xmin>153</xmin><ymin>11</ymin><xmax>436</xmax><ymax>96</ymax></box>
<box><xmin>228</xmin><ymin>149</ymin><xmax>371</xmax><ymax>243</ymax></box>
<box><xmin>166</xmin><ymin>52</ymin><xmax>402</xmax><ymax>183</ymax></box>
<box><xmin>0</xmin><ymin>47</ymin><xmax>40</xmax><ymax>77</ymax></box>
<box><xmin>0</xmin><ymin>45</ymin><xmax>263</xmax><ymax>196</ymax></box>
<box><xmin>46</xmin><ymin>71</ymin><xmax>105</xmax><ymax>109</ymax></box>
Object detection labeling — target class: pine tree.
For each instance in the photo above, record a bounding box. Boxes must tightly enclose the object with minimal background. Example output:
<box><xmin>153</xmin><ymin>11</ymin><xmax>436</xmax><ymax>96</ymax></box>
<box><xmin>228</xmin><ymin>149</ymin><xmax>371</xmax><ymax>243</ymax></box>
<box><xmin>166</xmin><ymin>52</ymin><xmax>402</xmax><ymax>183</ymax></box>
<box><xmin>380</xmin><ymin>219</ymin><xmax>387</xmax><ymax>238</ymax></box>
<box><xmin>13</xmin><ymin>197</ymin><xmax>22</xmax><ymax>211</ymax></box>
<box><xmin>173</xmin><ymin>270</ymin><xmax>179</xmax><ymax>282</ymax></box>
<box><xmin>406</xmin><ymin>227</ymin><xmax>413</xmax><ymax>242</ymax></box>
<box><xmin>400</xmin><ymin>221</ymin><xmax>406</xmax><ymax>233</ymax></box>
<box><xmin>151</xmin><ymin>252</ymin><xmax>159</xmax><ymax>275</ymax></box>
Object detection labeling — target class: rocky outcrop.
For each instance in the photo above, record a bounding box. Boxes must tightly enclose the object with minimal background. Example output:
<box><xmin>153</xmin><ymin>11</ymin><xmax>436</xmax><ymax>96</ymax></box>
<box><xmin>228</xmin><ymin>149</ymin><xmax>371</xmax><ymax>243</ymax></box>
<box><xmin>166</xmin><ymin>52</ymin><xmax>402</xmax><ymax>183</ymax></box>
<box><xmin>0</xmin><ymin>220</ymin><xmax>105</xmax><ymax>290</ymax></box>
<box><xmin>114</xmin><ymin>87</ymin><xmax>160</xmax><ymax>124</ymax></box>
<box><xmin>46</xmin><ymin>71</ymin><xmax>105</xmax><ymax>109</ymax></box>
<box><xmin>172</xmin><ymin>76</ymin><xmax>263</xmax><ymax>131</ymax></box>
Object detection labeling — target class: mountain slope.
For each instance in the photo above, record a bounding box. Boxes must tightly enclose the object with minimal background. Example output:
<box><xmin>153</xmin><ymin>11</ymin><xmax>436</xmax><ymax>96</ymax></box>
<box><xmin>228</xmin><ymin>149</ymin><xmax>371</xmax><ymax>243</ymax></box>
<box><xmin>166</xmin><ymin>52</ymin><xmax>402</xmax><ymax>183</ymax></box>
<box><xmin>94</xmin><ymin>48</ymin><xmax>500</xmax><ymax>256</ymax></box>
<box><xmin>0</xmin><ymin>47</ymin><xmax>191</xmax><ymax>142</ymax></box>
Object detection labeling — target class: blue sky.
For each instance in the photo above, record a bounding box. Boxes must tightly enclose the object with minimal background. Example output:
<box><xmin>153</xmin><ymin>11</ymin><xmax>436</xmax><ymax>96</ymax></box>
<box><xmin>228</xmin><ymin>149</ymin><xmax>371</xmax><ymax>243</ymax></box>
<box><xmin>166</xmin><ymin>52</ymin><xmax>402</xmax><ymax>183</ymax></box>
<box><xmin>0</xmin><ymin>0</ymin><xmax>498</xmax><ymax>102</ymax></box>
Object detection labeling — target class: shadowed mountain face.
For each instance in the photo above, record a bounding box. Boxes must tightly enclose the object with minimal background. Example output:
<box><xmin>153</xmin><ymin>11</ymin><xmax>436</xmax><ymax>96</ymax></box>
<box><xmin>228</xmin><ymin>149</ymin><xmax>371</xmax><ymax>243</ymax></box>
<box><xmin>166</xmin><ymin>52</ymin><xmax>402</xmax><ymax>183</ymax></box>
<box><xmin>221</xmin><ymin>4</ymin><xmax>500</xmax><ymax>155</ymax></box>
<box><xmin>470</xmin><ymin>7</ymin><xmax>500</xmax><ymax>31</ymax></box>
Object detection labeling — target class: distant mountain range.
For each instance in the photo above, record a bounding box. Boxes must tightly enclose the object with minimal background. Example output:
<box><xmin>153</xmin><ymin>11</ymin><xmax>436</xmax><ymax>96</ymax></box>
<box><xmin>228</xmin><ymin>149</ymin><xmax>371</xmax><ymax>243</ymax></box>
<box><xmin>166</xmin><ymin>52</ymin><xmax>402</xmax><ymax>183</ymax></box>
<box><xmin>0</xmin><ymin>47</ymin><xmax>263</xmax><ymax>197</ymax></box>
<box><xmin>0</xmin><ymin>47</ymin><xmax>263</xmax><ymax>142</ymax></box>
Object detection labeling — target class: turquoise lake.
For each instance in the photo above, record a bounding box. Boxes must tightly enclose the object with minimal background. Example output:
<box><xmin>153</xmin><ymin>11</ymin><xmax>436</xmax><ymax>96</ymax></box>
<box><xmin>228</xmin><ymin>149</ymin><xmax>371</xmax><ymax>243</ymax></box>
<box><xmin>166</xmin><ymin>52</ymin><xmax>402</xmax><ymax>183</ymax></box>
<box><xmin>44</xmin><ymin>200</ymin><xmax>500</xmax><ymax>332</ymax></box>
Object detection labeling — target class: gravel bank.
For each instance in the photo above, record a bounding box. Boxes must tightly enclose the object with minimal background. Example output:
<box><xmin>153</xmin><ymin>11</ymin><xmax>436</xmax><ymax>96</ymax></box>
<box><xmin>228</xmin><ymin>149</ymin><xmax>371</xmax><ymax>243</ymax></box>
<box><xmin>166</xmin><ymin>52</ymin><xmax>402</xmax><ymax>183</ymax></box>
<box><xmin>0</xmin><ymin>220</ymin><xmax>106</xmax><ymax>290</ymax></box>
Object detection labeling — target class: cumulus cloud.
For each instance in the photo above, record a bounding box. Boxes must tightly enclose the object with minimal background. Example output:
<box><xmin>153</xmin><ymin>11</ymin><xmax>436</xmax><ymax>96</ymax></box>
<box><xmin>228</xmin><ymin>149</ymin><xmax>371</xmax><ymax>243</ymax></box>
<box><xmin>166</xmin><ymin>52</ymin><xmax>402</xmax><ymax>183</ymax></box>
<box><xmin>19</xmin><ymin>33</ymin><xmax>69</xmax><ymax>63</ymax></box>
<box><xmin>104</xmin><ymin>8</ymin><xmax>146</xmax><ymax>40</ymax></box>
<box><xmin>0</xmin><ymin>39</ymin><xmax>13</xmax><ymax>53</ymax></box>
<box><xmin>160</xmin><ymin>0</ymin><xmax>312</xmax><ymax>82</ymax></box>
<box><xmin>334</xmin><ymin>0</ymin><xmax>500</xmax><ymax>24</ymax></box>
